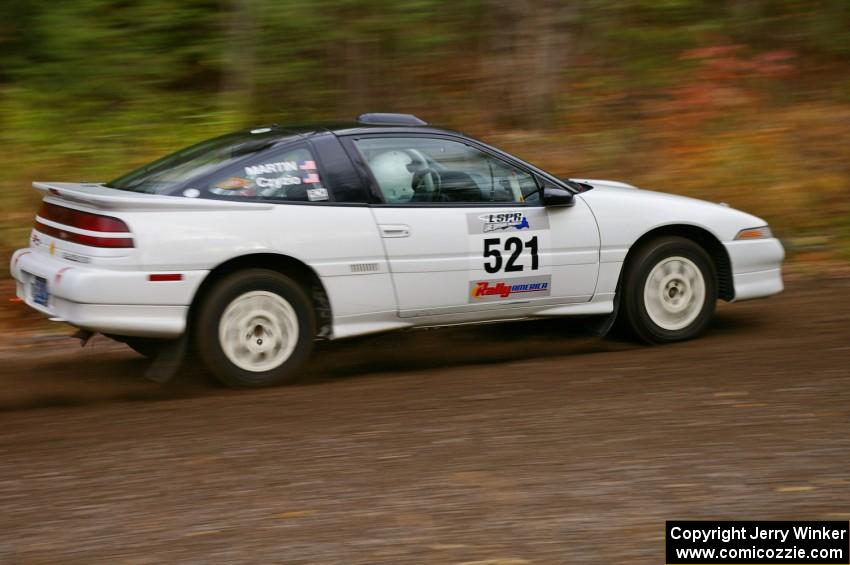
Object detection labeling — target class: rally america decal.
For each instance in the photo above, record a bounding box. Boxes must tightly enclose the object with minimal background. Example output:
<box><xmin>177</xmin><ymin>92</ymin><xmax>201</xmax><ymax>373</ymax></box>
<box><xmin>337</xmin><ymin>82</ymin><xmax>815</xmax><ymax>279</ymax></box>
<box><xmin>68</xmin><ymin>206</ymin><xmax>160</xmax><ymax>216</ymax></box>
<box><xmin>469</xmin><ymin>275</ymin><xmax>552</xmax><ymax>303</ymax></box>
<box><xmin>466</xmin><ymin>209</ymin><xmax>549</xmax><ymax>235</ymax></box>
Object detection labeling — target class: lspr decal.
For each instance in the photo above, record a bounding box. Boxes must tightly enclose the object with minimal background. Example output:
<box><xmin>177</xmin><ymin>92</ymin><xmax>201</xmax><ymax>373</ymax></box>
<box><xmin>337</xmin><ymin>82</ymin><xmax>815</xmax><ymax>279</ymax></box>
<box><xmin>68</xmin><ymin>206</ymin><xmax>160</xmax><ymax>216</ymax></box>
<box><xmin>466</xmin><ymin>209</ymin><xmax>548</xmax><ymax>234</ymax></box>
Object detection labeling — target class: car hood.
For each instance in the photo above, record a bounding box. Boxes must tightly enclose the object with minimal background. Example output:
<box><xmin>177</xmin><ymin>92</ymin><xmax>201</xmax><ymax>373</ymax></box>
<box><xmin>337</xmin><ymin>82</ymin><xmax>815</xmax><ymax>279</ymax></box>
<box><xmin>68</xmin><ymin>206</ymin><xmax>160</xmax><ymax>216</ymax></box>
<box><xmin>569</xmin><ymin>178</ymin><xmax>640</xmax><ymax>191</ymax></box>
<box><xmin>574</xmin><ymin>178</ymin><xmax>768</xmax><ymax>243</ymax></box>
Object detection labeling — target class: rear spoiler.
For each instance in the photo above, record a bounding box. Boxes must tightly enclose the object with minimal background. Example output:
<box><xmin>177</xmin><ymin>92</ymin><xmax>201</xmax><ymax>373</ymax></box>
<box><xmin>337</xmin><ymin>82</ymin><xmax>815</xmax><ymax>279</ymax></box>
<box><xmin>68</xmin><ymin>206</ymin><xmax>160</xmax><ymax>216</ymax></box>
<box><xmin>34</xmin><ymin>182</ymin><xmax>274</xmax><ymax>211</ymax></box>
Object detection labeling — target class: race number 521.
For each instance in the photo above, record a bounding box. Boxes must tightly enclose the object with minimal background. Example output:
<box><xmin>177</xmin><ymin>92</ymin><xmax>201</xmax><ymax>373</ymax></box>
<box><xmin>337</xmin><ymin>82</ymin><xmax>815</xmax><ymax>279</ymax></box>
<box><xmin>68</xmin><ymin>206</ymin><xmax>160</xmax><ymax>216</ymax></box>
<box><xmin>483</xmin><ymin>236</ymin><xmax>539</xmax><ymax>273</ymax></box>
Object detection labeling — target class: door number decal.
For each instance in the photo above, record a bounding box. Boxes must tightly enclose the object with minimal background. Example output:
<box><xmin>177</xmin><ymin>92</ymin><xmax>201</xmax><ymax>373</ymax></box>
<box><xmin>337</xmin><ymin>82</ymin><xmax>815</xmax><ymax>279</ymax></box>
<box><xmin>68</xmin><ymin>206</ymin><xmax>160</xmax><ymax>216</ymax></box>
<box><xmin>483</xmin><ymin>236</ymin><xmax>539</xmax><ymax>273</ymax></box>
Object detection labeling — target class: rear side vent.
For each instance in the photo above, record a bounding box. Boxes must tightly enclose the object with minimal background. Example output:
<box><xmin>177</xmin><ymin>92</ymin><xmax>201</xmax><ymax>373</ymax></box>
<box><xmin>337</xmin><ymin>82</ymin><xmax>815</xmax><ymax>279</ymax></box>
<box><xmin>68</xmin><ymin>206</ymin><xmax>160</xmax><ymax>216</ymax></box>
<box><xmin>350</xmin><ymin>263</ymin><xmax>379</xmax><ymax>273</ymax></box>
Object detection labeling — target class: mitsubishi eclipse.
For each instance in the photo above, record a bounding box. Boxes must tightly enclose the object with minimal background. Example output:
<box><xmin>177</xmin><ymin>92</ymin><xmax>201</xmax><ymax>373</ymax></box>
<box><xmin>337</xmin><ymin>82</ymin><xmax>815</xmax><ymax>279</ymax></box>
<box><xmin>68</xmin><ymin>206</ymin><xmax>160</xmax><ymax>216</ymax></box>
<box><xmin>10</xmin><ymin>113</ymin><xmax>785</xmax><ymax>387</ymax></box>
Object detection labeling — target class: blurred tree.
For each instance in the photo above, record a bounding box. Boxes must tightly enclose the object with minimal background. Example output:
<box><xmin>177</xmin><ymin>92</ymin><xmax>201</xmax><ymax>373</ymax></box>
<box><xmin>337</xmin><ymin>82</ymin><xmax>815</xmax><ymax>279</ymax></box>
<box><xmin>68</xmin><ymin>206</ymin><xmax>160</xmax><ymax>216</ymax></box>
<box><xmin>1</xmin><ymin>0</ymin><xmax>849</xmax><ymax>265</ymax></box>
<box><xmin>220</xmin><ymin>0</ymin><xmax>257</xmax><ymax>116</ymax></box>
<box><xmin>3</xmin><ymin>0</ymin><xmax>847</xmax><ymax>127</ymax></box>
<box><xmin>482</xmin><ymin>0</ymin><xmax>581</xmax><ymax>128</ymax></box>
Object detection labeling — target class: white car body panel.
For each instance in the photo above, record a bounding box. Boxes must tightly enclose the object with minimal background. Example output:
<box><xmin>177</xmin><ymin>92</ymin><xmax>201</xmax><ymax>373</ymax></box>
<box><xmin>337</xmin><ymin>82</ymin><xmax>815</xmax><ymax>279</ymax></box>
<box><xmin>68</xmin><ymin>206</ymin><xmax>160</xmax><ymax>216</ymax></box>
<box><xmin>576</xmin><ymin>181</ymin><xmax>784</xmax><ymax>300</ymax></box>
<box><xmin>11</xmin><ymin>175</ymin><xmax>784</xmax><ymax>340</ymax></box>
<box><xmin>371</xmin><ymin>197</ymin><xmax>600</xmax><ymax>319</ymax></box>
<box><xmin>723</xmin><ymin>239</ymin><xmax>785</xmax><ymax>301</ymax></box>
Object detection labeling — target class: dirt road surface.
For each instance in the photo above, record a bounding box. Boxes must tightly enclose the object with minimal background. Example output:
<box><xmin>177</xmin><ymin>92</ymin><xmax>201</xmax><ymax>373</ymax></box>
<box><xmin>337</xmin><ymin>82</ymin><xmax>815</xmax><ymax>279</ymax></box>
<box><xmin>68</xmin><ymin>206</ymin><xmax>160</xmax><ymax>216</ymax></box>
<box><xmin>1</xmin><ymin>278</ymin><xmax>848</xmax><ymax>563</ymax></box>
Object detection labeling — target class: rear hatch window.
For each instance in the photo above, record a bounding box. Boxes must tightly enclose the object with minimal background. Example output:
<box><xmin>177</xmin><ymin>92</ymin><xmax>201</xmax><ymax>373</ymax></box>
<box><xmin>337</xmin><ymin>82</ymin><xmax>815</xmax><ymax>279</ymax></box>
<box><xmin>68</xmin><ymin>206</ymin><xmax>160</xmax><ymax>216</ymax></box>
<box><xmin>106</xmin><ymin>128</ymin><xmax>295</xmax><ymax>195</ymax></box>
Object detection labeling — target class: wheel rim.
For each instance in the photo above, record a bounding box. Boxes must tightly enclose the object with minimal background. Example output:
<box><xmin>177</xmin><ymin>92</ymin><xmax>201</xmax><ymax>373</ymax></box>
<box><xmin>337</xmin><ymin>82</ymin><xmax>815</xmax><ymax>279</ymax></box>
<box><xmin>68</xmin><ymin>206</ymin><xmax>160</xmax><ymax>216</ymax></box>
<box><xmin>643</xmin><ymin>256</ymin><xmax>706</xmax><ymax>331</ymax></box>
<box><xmin>218</xmin><ymin>291</ymin><xmax>299</xmax><ymax>372</ymax></box>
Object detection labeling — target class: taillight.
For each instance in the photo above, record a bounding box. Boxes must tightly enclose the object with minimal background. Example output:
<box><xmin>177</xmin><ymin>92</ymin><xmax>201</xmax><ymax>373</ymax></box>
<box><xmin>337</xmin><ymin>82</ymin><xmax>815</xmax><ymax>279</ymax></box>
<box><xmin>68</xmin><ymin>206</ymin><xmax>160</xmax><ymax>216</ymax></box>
<box><xmin>38</xmin><ymin>202</ymin><xmax>130</xmax><ymax>232</ymax></box>
<box><xmin>34</xmin><ymin>202</ymin><xmax>134</xmax><ymax>248</ymax></box>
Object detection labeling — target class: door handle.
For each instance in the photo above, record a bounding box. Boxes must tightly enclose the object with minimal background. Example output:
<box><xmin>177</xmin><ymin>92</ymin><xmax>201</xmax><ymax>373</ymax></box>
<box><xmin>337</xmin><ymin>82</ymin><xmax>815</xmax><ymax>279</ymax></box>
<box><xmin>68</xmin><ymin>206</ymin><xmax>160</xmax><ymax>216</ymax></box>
<box><xmin>379</xmin><ymin>224</ymin><xmax>410</xmax><ymax>238</ymax></box>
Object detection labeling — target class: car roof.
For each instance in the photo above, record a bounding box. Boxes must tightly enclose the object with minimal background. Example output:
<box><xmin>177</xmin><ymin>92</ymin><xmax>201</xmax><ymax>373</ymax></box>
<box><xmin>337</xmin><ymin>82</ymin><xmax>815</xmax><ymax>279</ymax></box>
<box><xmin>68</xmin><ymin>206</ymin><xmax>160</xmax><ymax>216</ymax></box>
<box><xmin>275</xmin><ymin>123</ymin><xmax>462</xmax><ymax>136</ymax></box>
<box><xmin>325</xmin><ymin>123</ymin><xmax>464</xmax><ymax>137</ymax></box>
<box><xmin>249</xmin><ymin>116</ymin><xmax>464</xmax><ymax>141</ymax></box>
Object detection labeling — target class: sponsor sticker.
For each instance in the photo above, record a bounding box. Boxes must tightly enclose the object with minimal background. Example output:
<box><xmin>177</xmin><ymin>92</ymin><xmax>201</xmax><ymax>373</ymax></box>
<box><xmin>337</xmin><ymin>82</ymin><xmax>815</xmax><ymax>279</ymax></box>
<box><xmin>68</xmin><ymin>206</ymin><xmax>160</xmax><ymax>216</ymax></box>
<box><xmin>466</xmin><ymin>209</ymin><xmax>549</xmax><ymax>234</ymax></box>
<box><xmin>245</xmin><ymin>161</ymin><xmax>299</xmax><ymax>177</ymax></box>
<box><xmin>307</xmin><ymin>187</ymin><xmax>329</xmax><ymax>202</ymax></box>
<box><xmin>255</xmin><ymin>175</ymin><xmax>302</xmax><ymax>189</ymax></box>
<box><xmin>215</xmin><ymin>177</ymin><xmax>251</xmax><ymax>190</ymax></box>
<box><xmin>469</xmin><ymin>275</ymin><xmax>551</xmax><ymax>302</ymax></box>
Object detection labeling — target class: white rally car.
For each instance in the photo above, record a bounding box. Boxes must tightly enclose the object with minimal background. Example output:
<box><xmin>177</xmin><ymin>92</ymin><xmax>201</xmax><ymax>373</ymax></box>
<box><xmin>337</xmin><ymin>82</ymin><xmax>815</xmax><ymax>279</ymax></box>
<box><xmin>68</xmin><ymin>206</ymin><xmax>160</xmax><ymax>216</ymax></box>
<box><xmin>10</xmin><ymin>113</ymin><xmax>784</xmax><ymax>387</ymax></box>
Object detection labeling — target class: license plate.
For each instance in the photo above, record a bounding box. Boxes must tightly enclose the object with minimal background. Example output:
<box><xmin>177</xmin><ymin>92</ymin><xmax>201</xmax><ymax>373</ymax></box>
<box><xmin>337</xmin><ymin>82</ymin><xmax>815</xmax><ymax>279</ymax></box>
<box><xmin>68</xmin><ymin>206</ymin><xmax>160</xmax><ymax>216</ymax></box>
<box><xmin>31</xmin><ymin>276</ymin><xmax>49</xmax><ymax>307</ymax></box>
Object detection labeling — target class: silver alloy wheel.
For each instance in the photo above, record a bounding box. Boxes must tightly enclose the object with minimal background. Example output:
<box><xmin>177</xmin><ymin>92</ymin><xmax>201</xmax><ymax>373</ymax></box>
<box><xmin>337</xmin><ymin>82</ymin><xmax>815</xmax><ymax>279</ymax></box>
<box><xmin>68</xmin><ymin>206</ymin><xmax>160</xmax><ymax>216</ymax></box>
<box><xmin>218</xmin><ymin>290</ymin><xmax>299</xmax><ymax>372</ymax></box>
<box><xmin>642</xmin><ymin>256</ymin><xmax>706</xmax><ymax>331</ymax></box>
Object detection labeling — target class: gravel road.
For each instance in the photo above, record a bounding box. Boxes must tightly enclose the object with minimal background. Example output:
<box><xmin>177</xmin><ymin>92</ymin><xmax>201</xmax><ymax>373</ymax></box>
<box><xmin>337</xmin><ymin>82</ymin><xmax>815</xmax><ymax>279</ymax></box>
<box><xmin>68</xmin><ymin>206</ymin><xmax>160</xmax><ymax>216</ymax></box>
<box><xmin>1</xmin><ymin>277</ymin><xmax>848</xmax><ymax>563</ymax></box>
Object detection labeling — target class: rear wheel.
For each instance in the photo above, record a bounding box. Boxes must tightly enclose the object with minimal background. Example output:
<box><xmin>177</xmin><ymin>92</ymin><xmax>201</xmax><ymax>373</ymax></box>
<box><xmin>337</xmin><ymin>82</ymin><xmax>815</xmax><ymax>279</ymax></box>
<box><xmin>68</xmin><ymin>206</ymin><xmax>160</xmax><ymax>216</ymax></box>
<box><xmin>195</xmin><ymin>269</ymin><xmax>315</xmax><ymax>388</ymax></box>
<box><xmin>621</xmin><ymin>236</ymin><xmax>717</xmax><ymax>343</ymax></box>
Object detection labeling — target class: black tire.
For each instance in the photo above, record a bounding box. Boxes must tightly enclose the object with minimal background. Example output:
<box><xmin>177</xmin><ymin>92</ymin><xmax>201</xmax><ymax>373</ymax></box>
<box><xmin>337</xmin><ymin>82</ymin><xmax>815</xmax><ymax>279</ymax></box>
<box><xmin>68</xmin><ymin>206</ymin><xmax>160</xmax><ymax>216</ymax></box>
<box><xmin>194</xmin><ymin>269</ymin><xmax>315</xmax><ymax>388</ymax></box>
<box><xmin>620</xmin><ymin>236</ymin><xmax>717</xmax><ymax>344</ymax></box>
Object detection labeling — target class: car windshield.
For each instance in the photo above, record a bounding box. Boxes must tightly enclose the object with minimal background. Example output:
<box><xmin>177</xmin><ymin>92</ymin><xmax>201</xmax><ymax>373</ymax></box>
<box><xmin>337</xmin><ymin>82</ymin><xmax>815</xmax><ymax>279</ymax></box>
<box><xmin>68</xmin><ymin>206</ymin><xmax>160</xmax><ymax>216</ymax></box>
<box><xmin>106</xmin><ymin>128</ymin><xmax>291</xmax><ymax>194</ymax></box>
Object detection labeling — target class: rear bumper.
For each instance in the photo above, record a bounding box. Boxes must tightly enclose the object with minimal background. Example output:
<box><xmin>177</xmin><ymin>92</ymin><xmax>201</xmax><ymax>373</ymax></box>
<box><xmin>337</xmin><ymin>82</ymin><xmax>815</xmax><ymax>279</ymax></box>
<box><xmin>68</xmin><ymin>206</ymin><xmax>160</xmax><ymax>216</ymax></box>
<box><xmin>723</xmin><ymin>237</ymin><xmax>785</xmax><ymax>301</ymax></box>
<box><xmin>10</xmin><ymin>248</ymin><xmax>206</xmax><ymax>338</ymax></box>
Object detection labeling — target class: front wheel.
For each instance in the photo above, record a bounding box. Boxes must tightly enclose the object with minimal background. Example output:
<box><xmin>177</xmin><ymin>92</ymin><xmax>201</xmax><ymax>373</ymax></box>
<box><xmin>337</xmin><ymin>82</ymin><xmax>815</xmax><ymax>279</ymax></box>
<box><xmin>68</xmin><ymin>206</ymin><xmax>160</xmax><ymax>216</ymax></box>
<box><xmin>195</xmin><ymin>269</ymin><xmax>315</xmax><ymax>388</ymax></box>
<box><xmin>620</xmin><ymin>236</ymin><xmax>717</xmax><ymax>343</ymax></box>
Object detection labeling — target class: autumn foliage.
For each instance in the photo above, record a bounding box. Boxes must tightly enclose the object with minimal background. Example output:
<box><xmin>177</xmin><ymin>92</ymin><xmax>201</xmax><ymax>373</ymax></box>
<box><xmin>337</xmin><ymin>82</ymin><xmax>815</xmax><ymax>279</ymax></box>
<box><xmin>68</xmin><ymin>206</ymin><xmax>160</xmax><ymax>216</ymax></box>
<box><xmin>0</xmin><ymin>0</ymin><xmax>848</xmax><ymax>271</ymax></box>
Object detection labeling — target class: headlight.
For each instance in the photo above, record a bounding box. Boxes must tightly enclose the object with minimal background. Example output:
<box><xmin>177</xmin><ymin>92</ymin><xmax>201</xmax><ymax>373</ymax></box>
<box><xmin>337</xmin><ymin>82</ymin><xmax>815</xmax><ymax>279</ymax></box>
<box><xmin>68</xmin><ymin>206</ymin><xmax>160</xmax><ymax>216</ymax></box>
<box><xmin>735</xmin><ymin>226</ymin><xmax>773</xmax><ymax>240</ymax></box>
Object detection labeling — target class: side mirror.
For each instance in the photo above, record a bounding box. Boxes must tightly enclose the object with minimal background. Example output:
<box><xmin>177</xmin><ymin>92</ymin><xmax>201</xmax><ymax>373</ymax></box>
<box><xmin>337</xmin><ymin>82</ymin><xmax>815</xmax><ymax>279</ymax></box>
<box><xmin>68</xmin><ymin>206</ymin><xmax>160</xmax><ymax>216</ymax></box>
<box><xmin>542</xmin><ymin>182</ymin><xmax>575</xmax><ymax>207</ymax></box>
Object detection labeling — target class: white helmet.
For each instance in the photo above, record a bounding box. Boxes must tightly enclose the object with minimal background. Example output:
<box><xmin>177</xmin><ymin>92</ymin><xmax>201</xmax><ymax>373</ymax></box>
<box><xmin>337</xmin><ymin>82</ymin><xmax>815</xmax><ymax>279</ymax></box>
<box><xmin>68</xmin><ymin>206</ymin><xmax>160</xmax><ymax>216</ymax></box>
<box><xmin>367</xmin><ymin>150</ymin><xmax>415</xmax><ymax>202</ymax></box>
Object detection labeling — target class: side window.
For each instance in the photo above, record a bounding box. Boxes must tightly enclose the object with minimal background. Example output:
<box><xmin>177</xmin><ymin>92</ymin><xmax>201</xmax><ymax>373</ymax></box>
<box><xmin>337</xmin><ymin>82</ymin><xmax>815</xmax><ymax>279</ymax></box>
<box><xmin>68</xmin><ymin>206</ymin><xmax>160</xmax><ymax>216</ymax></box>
<box><xmin>204</xmin><ymin>144</ymin><xmax>329</xmax><ymax>202</ymax></box>
<box><xmin>352</xmin><ymin>137</ymin><xmax>539</xmax><ymax>205</ymax></box>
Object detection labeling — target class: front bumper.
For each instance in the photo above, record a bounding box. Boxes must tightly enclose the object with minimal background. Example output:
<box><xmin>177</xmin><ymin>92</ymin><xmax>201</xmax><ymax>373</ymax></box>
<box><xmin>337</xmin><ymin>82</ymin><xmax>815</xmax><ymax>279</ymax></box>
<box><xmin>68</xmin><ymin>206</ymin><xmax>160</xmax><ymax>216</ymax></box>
<box><xmin>10</xmin><ymin>249</ymin><xmax>207</xmax><ymax>338</ymax></box>
<box><xmin>723</xmin><ymin>237</ymin><xmax>785</xmax><ymax>301</ymax></box>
